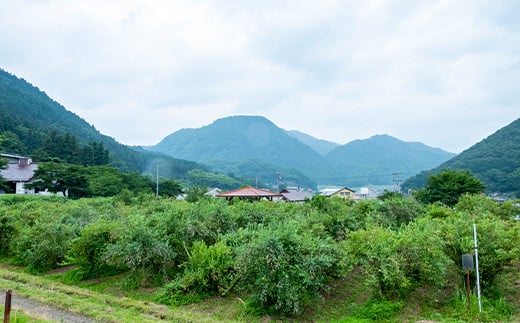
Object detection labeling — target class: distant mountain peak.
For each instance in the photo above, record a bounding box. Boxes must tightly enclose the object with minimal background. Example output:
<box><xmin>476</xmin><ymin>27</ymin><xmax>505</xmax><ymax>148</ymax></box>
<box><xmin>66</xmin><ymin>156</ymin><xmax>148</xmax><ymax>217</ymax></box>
<box><xmin>285</xmin><ymin>130</ymin><xmax>340</xmax><ymax>155</ymax></box>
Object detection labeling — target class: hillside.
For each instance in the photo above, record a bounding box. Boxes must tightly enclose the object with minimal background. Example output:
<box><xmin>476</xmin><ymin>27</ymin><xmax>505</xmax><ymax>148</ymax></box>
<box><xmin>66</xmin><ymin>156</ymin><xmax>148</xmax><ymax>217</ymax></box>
<box><xmin>402</xmin><ymin>117</ymin><xmax>520</xmax><ymax>197</ymax></box>
<box><xmin>285</xmin><ymin>130</ymin><xmax>340</xmax><ymax>155</ymax></box>
<box><xmin>151</xmin><ymin>115</ymin><xmax>333</xmax><ymax>181</ymax></box>
<box><xmin>0</xmin><ymin>68</ymin><xmax>203</xmax><ymax>178</ymax></box>
<box><xmin>325</xmin><ymin>135</ymin><xmax>456</xmax><ymax>186</ymax></box>
<box><xmin>151</xmin><ymin>116</ymin><xmax>456</xmax><ymax>188</ymax></box>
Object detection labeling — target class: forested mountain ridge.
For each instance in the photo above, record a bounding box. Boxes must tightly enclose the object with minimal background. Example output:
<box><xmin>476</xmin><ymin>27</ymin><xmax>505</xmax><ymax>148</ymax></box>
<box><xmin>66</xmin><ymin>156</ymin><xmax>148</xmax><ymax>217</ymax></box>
<box><xmin>151</xmin><ymin>116</ymin><xmax>456</xmax><ymax>187</ymax></box>
<box><xmin>0</xmin><ymin>68</ymin><xmax>203</xmax><ymax>178</ymax></box>
<box><xmin>325</xmin><ymin>134</ymin><xmax>456</xmax><ymax>186</ymax></box>
<box><xmin>151</xmin><ymin>115</ymin><xmax>334</xmax><ymax>180</ymax></box>
<box><xmin>285</xmin><ymin>130</ymin><xmax>340</xmax><ymax>155</ymax></box>
<box><xmin>402</xmin><ymin>117</ymin><xmax>520</xmax><ymax>197</ymax></box>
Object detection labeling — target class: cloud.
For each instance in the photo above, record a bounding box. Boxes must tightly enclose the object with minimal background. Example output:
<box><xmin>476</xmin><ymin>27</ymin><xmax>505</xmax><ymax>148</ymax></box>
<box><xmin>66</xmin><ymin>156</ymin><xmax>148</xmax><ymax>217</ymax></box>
<box><xmin>0</xmin><ymin>0</ymin><xmax>519</xmax><ymax>152</ymax></box>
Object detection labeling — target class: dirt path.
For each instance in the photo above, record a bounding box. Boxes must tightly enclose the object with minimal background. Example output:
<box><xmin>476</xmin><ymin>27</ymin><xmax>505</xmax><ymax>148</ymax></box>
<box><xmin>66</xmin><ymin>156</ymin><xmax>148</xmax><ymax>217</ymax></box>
<box><xmin>1</xmin><ymin>291</ymin><xmax>99</xmax><ymax>323</ymax></box>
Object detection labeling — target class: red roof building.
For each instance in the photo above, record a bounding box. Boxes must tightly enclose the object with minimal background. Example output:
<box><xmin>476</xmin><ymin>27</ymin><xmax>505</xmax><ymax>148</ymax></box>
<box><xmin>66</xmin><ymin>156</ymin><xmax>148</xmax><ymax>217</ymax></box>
<box><xmin>216</xmin><ymin>186</ymin><xmax>282</xmax><ymax>201</ymax></box>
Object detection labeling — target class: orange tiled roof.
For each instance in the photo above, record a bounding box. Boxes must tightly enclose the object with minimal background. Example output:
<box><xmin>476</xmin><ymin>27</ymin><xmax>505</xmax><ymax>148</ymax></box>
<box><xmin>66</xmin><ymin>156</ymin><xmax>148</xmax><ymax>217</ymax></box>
<box><xmin>216</xmin><ymin>186</ymin><xmax>282</xmax><ymax>198</ymax></box>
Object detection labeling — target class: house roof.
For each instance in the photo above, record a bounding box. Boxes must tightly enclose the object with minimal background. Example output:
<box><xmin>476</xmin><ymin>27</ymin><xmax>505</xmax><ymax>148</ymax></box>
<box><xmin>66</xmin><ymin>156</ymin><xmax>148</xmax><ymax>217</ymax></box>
<box><xmin>216</xmin><ymin>186</ymin><xmax>282</xmax><ymax>198</ymax></box>
<box><xmin>280</xmin><ymin>189</ymin><xmax>313</xmax><ymax>202</ymax></box>
<box><xmin>0</xmin><ymin>163</ymin><xmax>38</xmax><ymax>182</ymax></box>
<box><xmin>1</xmin><ymin>153</ymin><xmax>28</xmax><ymax>160</ymax></box>
<box><xmin>206</xmin><ymin>188</ymin><xmax>222</xmax><ymax>197</ymax></box>
<box><xmin>319</xmin><ymin>187</ymin><xmax>355</xmax><ymax>197</ymax></box>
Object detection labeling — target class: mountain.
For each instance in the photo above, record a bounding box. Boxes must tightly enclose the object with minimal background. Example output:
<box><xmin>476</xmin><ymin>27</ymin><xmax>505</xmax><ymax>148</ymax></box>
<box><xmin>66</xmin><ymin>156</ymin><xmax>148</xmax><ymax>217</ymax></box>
<box><xmin>0</xmin><ymin>68</ymin><xmax>203</xmax><ymax>178</ymax></box>
<box><xmin>151</xmin><ymin>116</ymin><xmax>455</xmax><ymax>188</ymax></box>
<box><xmin>285</xmin><ymin>130</ymin><xmax>340</xmax><ymax>155</ymax></box>
<box><xmin>325</xmin><ymin>135</ymin><xmax>456</xmax><ymax>187</ymax></box>
<box><xmin>151</xmin><ymin>116</ymin><xmax>333</xmax><ymax>181</ymax></box>
<box><xmin>402</xmin><ymin>118</ymin><xmax>520</xmax><ymax>197</ymax></box>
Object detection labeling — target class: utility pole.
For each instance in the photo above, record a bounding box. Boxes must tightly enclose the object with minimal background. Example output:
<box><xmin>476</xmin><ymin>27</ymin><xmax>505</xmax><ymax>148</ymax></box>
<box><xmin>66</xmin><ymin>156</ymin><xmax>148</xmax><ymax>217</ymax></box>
<box><xmin>156</xmin><ymin>163</ymin><xmax>161</xmax><ymax>197</ymax></box>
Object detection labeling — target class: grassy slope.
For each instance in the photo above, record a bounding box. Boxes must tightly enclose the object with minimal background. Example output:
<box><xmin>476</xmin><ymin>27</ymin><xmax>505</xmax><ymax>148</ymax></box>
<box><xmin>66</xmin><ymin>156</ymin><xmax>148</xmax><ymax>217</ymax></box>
<box><xmin>2</xmin><ymin>262</ymin><xmax>519</xmax><ymax>323</ymax></box>
<box><xmin>0</xmin><ymin>265</ymin><xmax>242</xmax><ymax>322</ymax></box>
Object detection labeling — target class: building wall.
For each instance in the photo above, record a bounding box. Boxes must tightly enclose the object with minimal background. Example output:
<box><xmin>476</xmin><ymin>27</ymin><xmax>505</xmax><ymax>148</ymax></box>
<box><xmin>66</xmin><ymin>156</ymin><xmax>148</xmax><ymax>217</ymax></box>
<box><xmin>15</xmin><ymin>182</ymin><xmax>34</xmax><ymax>194</ymax></box>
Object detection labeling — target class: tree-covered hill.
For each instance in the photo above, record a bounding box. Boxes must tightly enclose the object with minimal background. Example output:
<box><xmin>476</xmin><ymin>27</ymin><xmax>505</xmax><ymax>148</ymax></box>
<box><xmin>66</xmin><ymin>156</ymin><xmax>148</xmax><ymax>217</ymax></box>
<box><xmin>285</xmin><ymin>129</ymin><xmax>340</xmax><ymax>155</ymax></box>
<box><xmin>325</xmin><ymin>134</ymin><xmax>456</xmax><ymax>187</ymax></box>
<box><xmin>0</xmin><ymin>68</ymin><xmax>203</xmax><ymax>178</ymax></box>
<box><xmin>402</xmin><ymin>117</ymin><xmax>520</xmax><ymax>197</ymax></box>
<box><xmin>150</xmin><ymin>115</ymin><xmax>334</xmax><ymax>181</ymax></box>
<box><xmin>205</xmin><ymin>159</ymin><xmax>317</xmax><ymax>190</ymax></box>
<box><xmin>151</xmin><ymin>116</ymin><xmax>456</xmax><ymax>188</ymax></box>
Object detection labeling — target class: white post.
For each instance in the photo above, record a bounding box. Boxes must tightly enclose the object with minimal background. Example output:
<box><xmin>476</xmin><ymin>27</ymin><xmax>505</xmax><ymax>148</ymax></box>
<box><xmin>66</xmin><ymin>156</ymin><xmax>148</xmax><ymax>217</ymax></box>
<box><xmin>473</xmin><ymin>223</ymin><xmax>482</xmax><ymax>313</ymax></box>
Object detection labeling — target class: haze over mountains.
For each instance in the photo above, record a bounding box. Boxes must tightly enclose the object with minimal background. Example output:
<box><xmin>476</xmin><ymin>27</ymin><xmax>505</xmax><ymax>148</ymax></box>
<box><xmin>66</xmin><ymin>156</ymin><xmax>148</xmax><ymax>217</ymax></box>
<box><xmin>149</xmin><ymin>115</ymin><xmax>456</xmax><ymax>187</ymax></box>
<box><xmin>2</xmin><ymin>67</ymin><xmax>518</xmax><ymax>195</ymax></box>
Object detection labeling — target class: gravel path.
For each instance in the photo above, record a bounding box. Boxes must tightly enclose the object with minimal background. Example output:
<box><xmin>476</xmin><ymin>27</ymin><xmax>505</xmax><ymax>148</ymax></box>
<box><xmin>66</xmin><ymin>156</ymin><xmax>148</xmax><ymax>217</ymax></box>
<box><xmin>1</xmin><ymin>291</ymin><xmax>99</xmax><ymax>323</ymax></box>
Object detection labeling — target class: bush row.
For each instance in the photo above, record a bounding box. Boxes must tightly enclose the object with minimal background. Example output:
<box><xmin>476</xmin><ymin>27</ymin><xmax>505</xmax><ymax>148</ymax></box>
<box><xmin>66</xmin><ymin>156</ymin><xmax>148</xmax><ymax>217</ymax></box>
<box><xmin>0</xmin><ymin>193</ymin><xmax>519</xmax><ymax>316</ymax></box>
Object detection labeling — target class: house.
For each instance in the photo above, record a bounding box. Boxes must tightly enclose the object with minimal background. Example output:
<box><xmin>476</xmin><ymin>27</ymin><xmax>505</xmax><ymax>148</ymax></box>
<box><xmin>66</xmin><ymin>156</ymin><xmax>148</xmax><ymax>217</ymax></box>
<box><xmin>319</xmin><ymin>187</ymin><xmax>356</xmax><ymax>199</ymax></box>
<box><xmin>206</xmin><ymin>187</ymin><xmax>222</xmax><ymax>198</ymax></box>
<box><xmin>0</xmin><ymin>154</ymin><xmax>38</xmax><ymax>194</ymax></box>
<box><xmin>279</xmin><ymin>187</ymin><xmax>314</xmax><ymax>202</ymax></box>
<box><xmin>216</xmin><ymin>186</ymin><xmax>282</xmax><ymax>201</ymax></box>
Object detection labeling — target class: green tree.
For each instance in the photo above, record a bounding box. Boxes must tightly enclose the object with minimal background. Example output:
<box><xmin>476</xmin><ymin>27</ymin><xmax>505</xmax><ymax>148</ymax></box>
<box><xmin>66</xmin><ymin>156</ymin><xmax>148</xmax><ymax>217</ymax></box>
<box><xmin>87</xmin><ymin>165</ymin><xmax>124</xmax><ymax>196</ymax></box>
<box><xmin>158</xmin><ymin>179</ymin><xmax>183</xmax><ymax>198</ymax></box>
<box><xmin>26</xmin><ymin>162</ymin><xmax>90</xmax><ymax>198</ymax></box>
<box><xmin>79</xmin><ymin>141</ymin><xmax>109</xmax><ymax>166</ymax></box>
<box><xmin>121</xmin><ymin>172</ymin><xmax>154</xmax><ymax>194</ymax></box>
<box><xmin>414</xmin><ymin>169</ymin><xmax>485</xmax><ymax>206</ymax></box>
<box><xmin>0</xmin><ymin>157</ymin><xmax>8</xmax><ymax>192</ymax></box>
<box><xmin>185</xmin><ymin>186</ymin><xmax>209</xmax><ymax>203</ymax></box>
<box><xmin>186</xmin><ymin>169</ymin><xmax>241</xmax><ymax>190</ymax></box>
<box><xmin>0</xmin><ymin>131</ymin><xmax>26</xmax><ymax>154</ymax></box>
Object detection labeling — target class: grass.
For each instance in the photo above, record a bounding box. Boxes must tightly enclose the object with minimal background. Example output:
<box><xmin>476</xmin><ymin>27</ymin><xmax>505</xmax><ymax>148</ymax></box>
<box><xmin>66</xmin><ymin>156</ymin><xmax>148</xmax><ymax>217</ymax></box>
<box><xmin>1</xmin><ymin>262</ymin><xmax>519</xmax><ymax>323</ymax></box>
<box><xmin>0</xmin><ymin>264</ymin><xmax>242</xmax><ymax>322</ymax></box>
<box><xmin>1</xmin><ymin>309</ymin><xmax>52</xmax><ymax>323</ymax></box>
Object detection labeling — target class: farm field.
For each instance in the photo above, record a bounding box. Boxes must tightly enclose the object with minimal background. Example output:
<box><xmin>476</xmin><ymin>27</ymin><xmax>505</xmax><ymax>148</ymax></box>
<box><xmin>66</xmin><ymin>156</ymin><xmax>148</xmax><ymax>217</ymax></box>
<box><xmin>1</xmin><ymin>193</ymin><xmax>519</xmax><ymax>322</ymax></box>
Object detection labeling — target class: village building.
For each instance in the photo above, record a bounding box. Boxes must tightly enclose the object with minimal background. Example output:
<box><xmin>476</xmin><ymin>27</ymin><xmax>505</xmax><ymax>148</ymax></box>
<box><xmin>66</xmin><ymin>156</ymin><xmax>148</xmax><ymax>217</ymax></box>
<box><xmin>0</xmin><ymin>154</ymin><xmax>38</xmax><ymax>194</ymax></box>
<box><xmin>216</xmin><ymin>186</ymin><xmax>283</xmax><ymax>201</ymax></box>
<box><xmin>279</xmin><ymin>187</ymin><xmax>314</xmax><ymax>202</ymax></box>
<box><xmin>319</xmin><ymin>187</ymin><xmax>357</xmax><ymax>199</ymax></box>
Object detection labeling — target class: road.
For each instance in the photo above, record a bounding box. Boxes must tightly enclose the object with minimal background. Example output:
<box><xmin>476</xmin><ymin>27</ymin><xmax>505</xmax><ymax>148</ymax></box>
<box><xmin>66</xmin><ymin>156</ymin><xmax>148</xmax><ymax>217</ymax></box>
<box><xmin>1</xmin><ymin>290</ymin><xmax>98</xmax><ymax>323</ymax></box>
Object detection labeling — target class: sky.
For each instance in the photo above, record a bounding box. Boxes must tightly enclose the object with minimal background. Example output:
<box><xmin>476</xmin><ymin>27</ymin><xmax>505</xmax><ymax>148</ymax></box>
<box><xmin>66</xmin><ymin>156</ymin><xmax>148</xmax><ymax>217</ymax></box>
<box><xmin>1</xmin><ymin>0</ymin><xmax>519</xmax><ymax>153</ymax></box>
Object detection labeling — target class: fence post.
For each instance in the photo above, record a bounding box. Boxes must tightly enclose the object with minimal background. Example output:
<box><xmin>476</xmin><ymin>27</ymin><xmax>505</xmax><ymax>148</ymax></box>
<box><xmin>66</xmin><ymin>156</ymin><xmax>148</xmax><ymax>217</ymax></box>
<box><xmin>3</xmin><ymin>289</ymin><xmax>11</xmax><ymax>323</ymax></box>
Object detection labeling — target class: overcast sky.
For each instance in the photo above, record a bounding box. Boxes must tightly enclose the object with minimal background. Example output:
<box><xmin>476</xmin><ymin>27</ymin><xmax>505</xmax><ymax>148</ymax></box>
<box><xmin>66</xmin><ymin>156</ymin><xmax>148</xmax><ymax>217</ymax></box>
<box><xmin>1</xmin><ymin>0</ymin><xmax>519</xmax><ymax>153</ymax></box>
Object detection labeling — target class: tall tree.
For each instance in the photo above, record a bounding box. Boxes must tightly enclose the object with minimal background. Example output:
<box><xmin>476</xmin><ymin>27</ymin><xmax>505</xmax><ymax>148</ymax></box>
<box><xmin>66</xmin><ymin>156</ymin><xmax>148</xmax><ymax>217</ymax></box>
<box><xmin>79</xmin><ymin>141</ymin><xmax>109</xmax><ymax>166</ymax></box>
<box><xmin>158</xmin><ymin>179</ymin><xmax>183</xmax><ymax>197</ymax></box>
<box><xmin>414</xmin><ymin>169</ymin><xmax>485</xmax><ymax>206</ymax></box>
<box><xmin>26</xmin><ymin>162</ymin><xmax>90</xmax><ymax>198</ymax></box>
<box><xmin>87</xmin><ymin>165</ymin><xmax>124</xmax><ymax>196</ymax></box>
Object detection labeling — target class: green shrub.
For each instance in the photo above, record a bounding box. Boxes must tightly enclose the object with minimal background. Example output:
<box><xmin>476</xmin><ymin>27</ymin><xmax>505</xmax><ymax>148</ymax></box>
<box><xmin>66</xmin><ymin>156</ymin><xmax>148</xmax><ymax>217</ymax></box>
<box><xmin>437</xmin><ymin>211</ymin><xmax>520</xmax><ymax>291</ymax></box>
<box><xmin>342</xmin><ymin>226</ymin><xmax>406</xmax><ymax>296</ymax></box>
<box><xmin>351</xmin><ymin>299</ymin><xmax>403</xmax><ymax>321</ymax></box>
<box><xmin>236</xmin><ymin>224</ymin><xmax>342</xmax><ymax>315</ymax></box>
<box><xmin>377</xmin><ymin>196</ymin><xmax>425</xmax><ymax>228</ymax></box>
<box><xmin>184</xmin><ymin>199</ymin><xmax>233</xmax><ymax>246</ymax></box>
<box><xmin>157</xmin><ymin>240</ymin><xmax>234</xmax><ymax>305</ymax></box>
<box><xmin>0</xmin><ymin>213</ymin><xmax>16</xmax><ymax>256</ymax></box>
<box><xmin>102</xmin><ymin>214</ymin><xmax>176</xmax><ymax>287</ymax></box>
<box><xmin>12</xmin><ymin>217</ymin><xmax>75</xmax><ymax>272</ymax></box>
<box><xmin>342</xmin><ymin>219</ymin><xmax>452</xmax><ymax>297</ymax></box>
<box><xmin>68</xmin><ymin>220</ymin><xmax>121</xmax><ymax>279</ymax></box>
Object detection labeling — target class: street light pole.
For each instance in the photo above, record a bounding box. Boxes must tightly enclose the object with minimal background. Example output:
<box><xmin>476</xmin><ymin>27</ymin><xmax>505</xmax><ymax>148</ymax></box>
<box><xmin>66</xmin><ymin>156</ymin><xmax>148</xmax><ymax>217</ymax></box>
<box><xmin>156</xmin><ymin>163</ymin><xmax>161</xmax><ymax>197</ymax></box>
